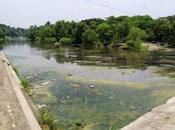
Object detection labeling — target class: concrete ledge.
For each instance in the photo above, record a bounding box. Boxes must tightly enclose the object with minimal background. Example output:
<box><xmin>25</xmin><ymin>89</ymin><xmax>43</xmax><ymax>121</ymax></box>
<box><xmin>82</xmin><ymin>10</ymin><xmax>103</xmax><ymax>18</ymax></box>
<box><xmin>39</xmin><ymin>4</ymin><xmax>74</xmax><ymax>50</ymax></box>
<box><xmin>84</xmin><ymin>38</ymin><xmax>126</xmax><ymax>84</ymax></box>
<box><xmin>0</xmin><ymin>52</ymin><xmax>41</xmax><ymax>130</ymax></box>
<box><xmin>121</xmin><ymin>96</ymin><xmax>175</xmax><ymax>130</ymax></box>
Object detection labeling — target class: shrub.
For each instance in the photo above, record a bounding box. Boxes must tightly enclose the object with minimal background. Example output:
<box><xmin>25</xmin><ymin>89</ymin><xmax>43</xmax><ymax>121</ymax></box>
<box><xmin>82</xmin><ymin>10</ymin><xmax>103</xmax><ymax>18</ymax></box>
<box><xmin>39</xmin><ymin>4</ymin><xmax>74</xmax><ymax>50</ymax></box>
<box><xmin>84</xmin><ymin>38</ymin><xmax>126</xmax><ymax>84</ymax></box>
<box><xmin>59</xmin><ymin>37</ymin><xmax>72</xmax><ymax>45</ymax></box>
<box><xmin>127</xmin><ymin>40</ymin><xmax>141</xmax><ymax>50</ymax></box>
<box><xmin>41</xmin><ymin>37</ymin><xmax>57</xmax><ymax>43</ymax></box>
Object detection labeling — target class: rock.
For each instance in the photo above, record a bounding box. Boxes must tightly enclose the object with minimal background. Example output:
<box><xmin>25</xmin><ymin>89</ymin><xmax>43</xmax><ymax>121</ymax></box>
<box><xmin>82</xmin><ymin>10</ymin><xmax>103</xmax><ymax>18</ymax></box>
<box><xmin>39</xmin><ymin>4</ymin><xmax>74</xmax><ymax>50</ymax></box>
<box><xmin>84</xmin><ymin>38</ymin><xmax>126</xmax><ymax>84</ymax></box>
<box><xmin>55</xmin><ymin>42</ymin><xmax>60</xmax><ymax>46</ymax></box>
<box><xmin>26</xmin><ymin>75</ymin><xmax>34</xmax><ymax>80</ymax></box>
<box><xmin>109</xmin><ymin>96</ymin><xmax>113</xmax><ymax>99</ymax></box>
<box><xmin>89</xmin><ymin>84</ymin><xmax>95</xmax><ymax>88</ymax></box>
<box><xmin>75</xmin><ymin>122</ymin><xmax>82</xmax><ymax>127</ymax></box>
<box><xmin>66</xmin><ymin>96</ymin><xmax>70</xmax><ymax>99</ymax></box>
<box><xmin>69</xmin><ymin>83</ymin><xmax>80</xmax><ymax>88</ymax></box>
<box><xmin>130</xmin><ymin>106</ymin><xmax>136</xmax><ymax>110</ymax></box>
<box><xmin>40</xmin><ymin>81</ymin><xmax>51</xmax><ymax>86</ymax></box>
<box><xmin>67</xmin><ymin>74</ymin><xmax>72</xmax><ymax>76</ymax></box>
<box><xmin>121</xmin><ymin>72</ymin><xmax>125</xmax><ymax>75</ymax></box>
<box><xmin>36</xmin><ymin>104</ymin><xmax>47</xmax><ymax>109</ymax></box>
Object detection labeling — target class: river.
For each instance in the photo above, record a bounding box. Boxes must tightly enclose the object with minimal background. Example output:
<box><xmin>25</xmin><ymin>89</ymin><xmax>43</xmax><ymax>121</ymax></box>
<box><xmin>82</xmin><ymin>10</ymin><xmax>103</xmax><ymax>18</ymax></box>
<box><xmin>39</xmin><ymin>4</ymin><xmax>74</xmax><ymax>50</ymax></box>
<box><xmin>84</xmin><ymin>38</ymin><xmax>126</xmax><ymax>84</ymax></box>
<box><xmin>1</xmin><ymin>42</ymin><xmax>175</xmax><ymax>130</ymax></box>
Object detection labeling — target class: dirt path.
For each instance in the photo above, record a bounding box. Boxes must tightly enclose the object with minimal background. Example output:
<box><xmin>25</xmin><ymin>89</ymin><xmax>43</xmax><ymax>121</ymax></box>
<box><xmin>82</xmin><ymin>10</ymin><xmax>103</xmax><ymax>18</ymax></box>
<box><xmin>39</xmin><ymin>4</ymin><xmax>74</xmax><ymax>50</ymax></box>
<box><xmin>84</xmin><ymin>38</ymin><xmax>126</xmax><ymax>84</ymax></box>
<box><xmin>0</xmin><ymin>52</ymin><xmax>41</xmax><ymax>130</ymax></box>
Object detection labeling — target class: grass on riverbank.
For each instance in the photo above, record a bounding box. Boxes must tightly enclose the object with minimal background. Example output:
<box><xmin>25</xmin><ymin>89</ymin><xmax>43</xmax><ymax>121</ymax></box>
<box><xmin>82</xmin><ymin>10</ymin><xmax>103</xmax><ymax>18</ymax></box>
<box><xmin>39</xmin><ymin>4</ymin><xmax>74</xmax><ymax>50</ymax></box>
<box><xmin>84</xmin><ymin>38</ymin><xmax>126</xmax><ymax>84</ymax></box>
<box><xmin>12</xmin><ymin>66</ymin><xmax>19</xmax><ymax>77</ymax></box>
<box><xmin>21</xmin><ymin>80</ymin><xmax>31</xmax><ymax>95</ymax></box>
<box><xmin>38</xmin><ymin>108</ymin><xmax>58</xmax><ymax>130</ymax></box>
<box><xmin>11</xmin><ymin>64</ymin><xmax>58</xmax><ymax>129</ymax></box>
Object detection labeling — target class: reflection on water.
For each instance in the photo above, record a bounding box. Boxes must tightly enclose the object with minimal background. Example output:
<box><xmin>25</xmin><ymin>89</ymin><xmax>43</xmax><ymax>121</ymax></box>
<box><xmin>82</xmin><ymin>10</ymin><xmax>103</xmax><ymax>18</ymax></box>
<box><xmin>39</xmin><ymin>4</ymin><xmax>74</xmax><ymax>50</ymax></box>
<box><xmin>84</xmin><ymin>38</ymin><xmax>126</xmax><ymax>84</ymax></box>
<box><xmin>2</xmin><ymin>42</ymin><xmax>175</xmax><ymax>130</ymax></box>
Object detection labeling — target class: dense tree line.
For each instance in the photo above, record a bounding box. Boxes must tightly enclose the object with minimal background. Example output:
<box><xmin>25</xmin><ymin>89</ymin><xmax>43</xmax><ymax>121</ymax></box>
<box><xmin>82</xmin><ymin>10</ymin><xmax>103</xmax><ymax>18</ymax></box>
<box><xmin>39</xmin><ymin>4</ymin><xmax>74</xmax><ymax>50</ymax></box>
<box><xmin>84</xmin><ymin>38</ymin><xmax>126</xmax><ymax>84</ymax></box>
<box><xmin>0</xmin><ymin>24</ymin><xmax>26</xmax><ymax>41</ymax></box>
<box><xmin>27</xmin><ymin>15</ymin><xmax>175</xmax><ymax>48</ymax></box>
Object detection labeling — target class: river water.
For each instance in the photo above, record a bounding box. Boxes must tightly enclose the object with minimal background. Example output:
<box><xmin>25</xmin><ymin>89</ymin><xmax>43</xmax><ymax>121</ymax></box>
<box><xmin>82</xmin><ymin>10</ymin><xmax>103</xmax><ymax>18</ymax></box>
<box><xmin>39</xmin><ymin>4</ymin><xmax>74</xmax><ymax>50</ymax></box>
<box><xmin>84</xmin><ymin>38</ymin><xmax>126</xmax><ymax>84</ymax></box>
<box><xmin>1</xmin><ymin>42</ymin><xmax>175</xmax><ymax>130</ymax></box>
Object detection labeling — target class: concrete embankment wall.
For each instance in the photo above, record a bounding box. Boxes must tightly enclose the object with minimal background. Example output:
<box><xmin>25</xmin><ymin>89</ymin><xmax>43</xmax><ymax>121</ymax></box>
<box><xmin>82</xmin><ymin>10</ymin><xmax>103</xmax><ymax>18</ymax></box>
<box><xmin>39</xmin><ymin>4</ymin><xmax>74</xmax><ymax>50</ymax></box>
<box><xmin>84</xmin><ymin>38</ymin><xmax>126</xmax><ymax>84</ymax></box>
<box><xmin>0</xmin><ymin>52</ymin><xmax>41</xmax><ymax>130</ymax></box>
<box><xmin>121</xmin><ymin>97</ymin><xmax>175</xmax><ymax>130</ymax></box>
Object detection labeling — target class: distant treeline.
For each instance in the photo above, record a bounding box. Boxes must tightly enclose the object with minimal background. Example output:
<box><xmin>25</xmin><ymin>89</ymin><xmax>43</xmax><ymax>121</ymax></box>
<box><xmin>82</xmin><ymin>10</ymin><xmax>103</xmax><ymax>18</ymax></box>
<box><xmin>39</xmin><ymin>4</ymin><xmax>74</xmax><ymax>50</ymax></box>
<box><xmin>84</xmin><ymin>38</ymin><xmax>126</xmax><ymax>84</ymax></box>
<box><xmin>0</xmin><ymin>24</ymin><xmax>26</xmax><ymax>41</ymax></box>
<box><xmin>27</xmin><ymin>15</ymin><xmax>175</xmax><ymax>48</ymax></box>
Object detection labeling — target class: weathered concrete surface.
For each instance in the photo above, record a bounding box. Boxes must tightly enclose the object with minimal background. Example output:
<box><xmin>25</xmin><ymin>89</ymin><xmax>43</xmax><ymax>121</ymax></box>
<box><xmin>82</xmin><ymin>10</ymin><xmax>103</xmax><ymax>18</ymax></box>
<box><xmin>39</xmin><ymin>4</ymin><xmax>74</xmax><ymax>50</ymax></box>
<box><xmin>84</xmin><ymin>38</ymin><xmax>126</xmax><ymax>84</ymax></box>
<box><xmin>121</xmin><ymin>97</ymin><xmax>175</xmax><ymax>130</ymax></box>
<box><xmin>0</xmin><ymin>52</ymin><xmax>41</xmax><ymax>130</ymax></box>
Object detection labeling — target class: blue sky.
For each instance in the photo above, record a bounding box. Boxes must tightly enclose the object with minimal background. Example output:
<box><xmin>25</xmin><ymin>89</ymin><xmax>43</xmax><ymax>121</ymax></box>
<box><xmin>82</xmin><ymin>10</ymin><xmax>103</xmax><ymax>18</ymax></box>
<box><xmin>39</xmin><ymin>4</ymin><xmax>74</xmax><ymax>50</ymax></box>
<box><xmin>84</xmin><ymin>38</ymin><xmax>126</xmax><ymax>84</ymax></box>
<box><xmin>0</xmin><ymin>0</ymin><xmax>175</xmax><ymax>28</ymax></box>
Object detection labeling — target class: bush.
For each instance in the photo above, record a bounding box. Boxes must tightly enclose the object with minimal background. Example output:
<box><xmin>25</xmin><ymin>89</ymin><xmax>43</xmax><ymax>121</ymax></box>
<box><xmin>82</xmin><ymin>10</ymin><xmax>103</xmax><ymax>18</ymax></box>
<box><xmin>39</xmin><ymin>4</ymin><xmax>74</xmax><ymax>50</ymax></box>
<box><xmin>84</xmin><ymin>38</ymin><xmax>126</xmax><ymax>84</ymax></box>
<box><xmin>59</xmin><ymin>37</ymin><xmax>72</xmax><ymax>45</ymax></box>
<box><xmin>127</xmin><ymin>40</ymin><xmax>141</xmax><ymax>50</ymax></box>
<box><xmin>41</xmin><ymin>37</ymin><xmax>57</xmax><ymax>43</ymax></box>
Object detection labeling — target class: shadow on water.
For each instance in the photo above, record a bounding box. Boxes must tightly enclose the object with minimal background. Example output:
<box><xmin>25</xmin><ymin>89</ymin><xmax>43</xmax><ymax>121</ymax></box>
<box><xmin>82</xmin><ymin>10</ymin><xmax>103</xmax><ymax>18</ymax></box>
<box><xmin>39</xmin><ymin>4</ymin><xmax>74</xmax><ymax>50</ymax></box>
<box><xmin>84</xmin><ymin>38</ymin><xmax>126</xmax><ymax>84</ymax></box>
<box><xmin>2</xmin><ymin>42</ymin><xmax>175</xmax><ymax>130</ymax></box>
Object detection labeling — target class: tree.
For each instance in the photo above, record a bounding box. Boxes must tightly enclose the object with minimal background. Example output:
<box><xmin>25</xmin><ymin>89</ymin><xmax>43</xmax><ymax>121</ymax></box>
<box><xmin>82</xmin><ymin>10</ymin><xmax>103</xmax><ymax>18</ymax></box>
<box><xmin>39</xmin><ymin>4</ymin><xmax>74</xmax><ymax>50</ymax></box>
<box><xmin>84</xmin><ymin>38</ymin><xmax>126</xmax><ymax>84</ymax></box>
<box><xmin>73</xmin><ymin>22</ymin><xmax>88</xmax><ymax>44</ymax></box>
<box><xmin>28</xmin><ymin>26</ymin><xmax>39</xmax><ymax>41</ymax></box>
<box><xmin>127</xmin><ymin>27</ymin><xmax>147</xmax><ymax>49</ymax></box>
<box><xmin>39</xmin><ymin>24</ymin><xmax>55</xmax><ymax>39</ymax></box>
<box><xmin>117</xmin><ymin>22</ymin><xmax>129</xmax><ymax>42</ymax></box>
<box><xmin>0</xmin><ymin>27</ymin><xmax>5</xmax><ymax>39</ymax></box>
<box><xmin>25</xmin><ymin>15</ymin><xmax>175</xmax><ymax>47</ymax></box>
<box><xmin>96</xmin><ymin>23</ymin><xmax>115</xmax><ymax>46</ymax></box>
<box><xmin>55</xmin><ymin>20</ymin><xmax>68</xmax><ymax>41</ymax></box>
<box><xmin>82</xmin><ymin>28</ymin><xmax>99</xmax><ymax>46</ymax></box>
<box><xmin>128</xmin><ymin>27</ymin><xmax>147</xmax><ymax>41</ymax></box>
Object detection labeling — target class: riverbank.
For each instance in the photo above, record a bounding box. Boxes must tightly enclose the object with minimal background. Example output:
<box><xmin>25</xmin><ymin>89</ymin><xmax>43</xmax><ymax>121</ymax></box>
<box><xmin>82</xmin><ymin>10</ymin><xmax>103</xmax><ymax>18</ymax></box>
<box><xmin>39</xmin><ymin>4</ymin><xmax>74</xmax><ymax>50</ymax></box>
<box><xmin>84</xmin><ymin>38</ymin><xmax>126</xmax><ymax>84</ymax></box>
<box><xmin>121</xmin><ymin>97</ymin><xmax>175</xmax><ymax>130</ymax></box>
<box><xmin>142</xmin><ymin>42</ymin><xmax>174</xmax><ymax>51</ymax></box>
<box><xmin>0</xmin><ymin>52</ymin><xmax>41</xmax><ymax>130</ymax></box>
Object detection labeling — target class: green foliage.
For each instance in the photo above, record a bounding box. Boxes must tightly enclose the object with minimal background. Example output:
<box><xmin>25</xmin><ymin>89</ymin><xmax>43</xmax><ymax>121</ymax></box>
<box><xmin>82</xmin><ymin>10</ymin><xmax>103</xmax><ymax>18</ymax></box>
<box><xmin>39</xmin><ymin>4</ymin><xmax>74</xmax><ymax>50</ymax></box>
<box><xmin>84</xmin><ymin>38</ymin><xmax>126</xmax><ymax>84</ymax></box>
<box><xmin>59</xmin><ymin>37</ymin><xmax>72</xmax><ymax>45</ymax></box>
<box><xmin>21</xmin><ymin>80</ymin><xmax>31</xmax><ymax>94</ymax></box>
<box><xmin>0</xmin><ymin>38</ymin><xmax>4</xmax><ymax>42</ymax></box>
<box><xmin>27</xmin><ymin>15</ymin><xmax>175</xmax><ymax>47</ymax></box>
<box><xmin>40</xmin><ymin>24</ymin><xmax>55</xmax><ymax>39</ymax></box>
<box><xmin>0</xmin><ymin>24</ymin><xmax>26</xmax><ymax>38</ymax></box>
<box><xmin>96</xmin><ymin>23</ymin><xmax>115</xmax><ymax>46</ymax></box>
<box><xmin>82</xmin><ymin>28</ymin><xmax>99</xmax><ymax>46</ymax></box>
<box><xmin>74</xmin><ymin>22</ymin><xmax>88</xmax><ymax>44</ymax></box>
<box><xmin>28</xmin><ymin>26</ymin><xmax>39</xmax><ymax>41</ymax></box>
<box><xmin>38</xmin><ymin>108</ymin><xmax>57</xmax><ymax>130</ymax></box>
<box><xmin>128</xmin><ymin>27</ymin><xmax>148</xmax><ymax>41</ymax></box>
<box><xmin>0</xmin><ymin>27</ymin><xmax>5</xmax><ymax>39</ymax></box>
<box><xmin>41</xmin><ymin>37</ymin><xmax>57</xmax><ymax>43</ymax></box>
<box><xmin>127</xmin><ymin>40</ymin><xmax>141</xmax><ymax>50</ymax></box>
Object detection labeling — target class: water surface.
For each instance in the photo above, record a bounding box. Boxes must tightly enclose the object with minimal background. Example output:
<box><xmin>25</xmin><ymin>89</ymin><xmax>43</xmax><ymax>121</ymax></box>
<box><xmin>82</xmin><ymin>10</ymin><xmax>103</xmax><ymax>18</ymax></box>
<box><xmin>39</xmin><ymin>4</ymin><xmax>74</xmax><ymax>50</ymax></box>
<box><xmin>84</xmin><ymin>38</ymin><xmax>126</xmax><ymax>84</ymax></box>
<box><xmin>1</xmin><ymin>42</ymin><xmax>175</xmax><ymax>130</ymax></box>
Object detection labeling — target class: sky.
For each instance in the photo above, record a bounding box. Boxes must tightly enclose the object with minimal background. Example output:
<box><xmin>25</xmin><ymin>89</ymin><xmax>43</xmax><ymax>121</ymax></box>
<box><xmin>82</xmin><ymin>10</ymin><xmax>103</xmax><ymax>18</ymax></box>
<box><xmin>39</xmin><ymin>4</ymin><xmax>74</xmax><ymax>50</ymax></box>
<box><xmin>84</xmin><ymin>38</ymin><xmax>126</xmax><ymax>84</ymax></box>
<box><xmin>0</xmin><ymin>0</ymin><xmax>175</xmax><ymax>28</ymax></box>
